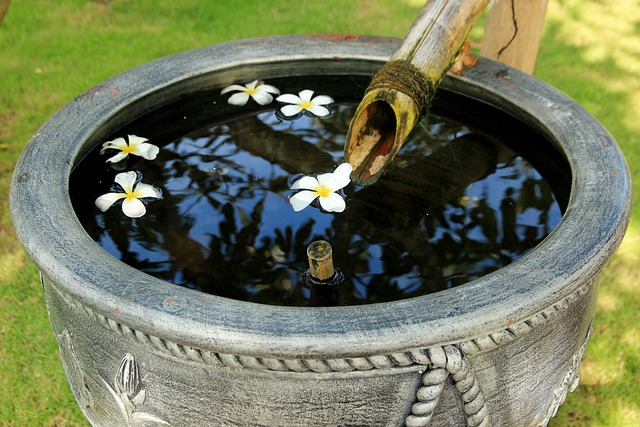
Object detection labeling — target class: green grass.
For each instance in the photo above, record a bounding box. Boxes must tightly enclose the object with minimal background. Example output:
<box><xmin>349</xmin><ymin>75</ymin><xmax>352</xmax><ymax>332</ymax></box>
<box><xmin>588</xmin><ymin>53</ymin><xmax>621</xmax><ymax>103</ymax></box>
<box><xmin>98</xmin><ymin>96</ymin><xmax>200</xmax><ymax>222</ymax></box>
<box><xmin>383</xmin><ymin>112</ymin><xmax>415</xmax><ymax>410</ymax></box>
<box><xmin>1</xmin><ymin>0</ymin><xmax>638</xmax><ymax>425</ymax></box>
<box><xmin>535</xmin><ymin>3</ymin><xmax>640</xmax><ymax>425</ymax></box>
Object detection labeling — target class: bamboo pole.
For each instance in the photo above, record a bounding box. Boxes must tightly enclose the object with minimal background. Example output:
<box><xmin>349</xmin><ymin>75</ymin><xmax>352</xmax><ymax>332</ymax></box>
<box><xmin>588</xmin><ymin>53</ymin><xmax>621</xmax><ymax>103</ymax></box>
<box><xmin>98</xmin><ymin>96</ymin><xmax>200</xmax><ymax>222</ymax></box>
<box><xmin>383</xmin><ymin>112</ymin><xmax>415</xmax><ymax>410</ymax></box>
<box><xmin>345</xmin><ymin>0</ymin><xmax>490</xmax><ymax>186</ymax></box>
<box><xmin>480</xmin><ymin>0</ymin><xmax>548</xmax><ymax>74</ymax></box>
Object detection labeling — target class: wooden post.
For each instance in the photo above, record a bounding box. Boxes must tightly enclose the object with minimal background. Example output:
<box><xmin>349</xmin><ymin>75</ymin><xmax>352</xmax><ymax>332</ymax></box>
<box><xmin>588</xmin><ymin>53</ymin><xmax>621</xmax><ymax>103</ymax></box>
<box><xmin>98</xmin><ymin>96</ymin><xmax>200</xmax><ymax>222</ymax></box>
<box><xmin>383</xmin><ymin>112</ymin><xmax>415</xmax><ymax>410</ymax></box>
<box><xmin>480</xmin><ymin>0</ymin><xmax>549</xmax><ymax>74</ymax></box>
<box><xmin>0</xmin><ymin>0</ymin><xmax>9</xmax><ymax>25</ymax></box>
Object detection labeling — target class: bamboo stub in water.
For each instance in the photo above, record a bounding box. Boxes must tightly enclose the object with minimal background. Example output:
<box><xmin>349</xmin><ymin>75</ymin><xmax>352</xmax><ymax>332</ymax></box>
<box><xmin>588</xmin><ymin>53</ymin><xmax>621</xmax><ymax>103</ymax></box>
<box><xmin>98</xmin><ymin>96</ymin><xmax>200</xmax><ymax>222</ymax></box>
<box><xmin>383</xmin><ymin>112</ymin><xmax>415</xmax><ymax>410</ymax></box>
<box><xmin>307</xmin><ymin>240</ymin><xmax>335</xmax><ymax>282</ymax></box>
<box><xmin>345</xmin><ymin>0</ymin><xmax>491</xmax><ymax>185</ymax></box>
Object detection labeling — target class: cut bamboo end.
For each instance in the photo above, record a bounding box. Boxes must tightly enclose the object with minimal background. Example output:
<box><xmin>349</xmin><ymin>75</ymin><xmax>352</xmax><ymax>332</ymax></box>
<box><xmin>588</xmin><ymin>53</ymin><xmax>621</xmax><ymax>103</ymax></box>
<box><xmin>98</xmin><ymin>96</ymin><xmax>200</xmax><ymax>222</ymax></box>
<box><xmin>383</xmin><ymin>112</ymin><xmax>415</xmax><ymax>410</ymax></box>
<box><xmin>345</xmin><ymin>92</ymin><xmax>419</xmax><ymax>185</ymax></box>
<box><xmin>345</xmin><ymin>0</ymin><xmax>491</xmax><ymax>186</ymax></box>
<box><xmin>345</xmin><ymin>60</ymin><xmax>428</xmax><ymax>186</ymax></box>
<box><xmin>307</xmin><ymin>240</ymin><xmax>335</xmax><ymax>282</ymax></box>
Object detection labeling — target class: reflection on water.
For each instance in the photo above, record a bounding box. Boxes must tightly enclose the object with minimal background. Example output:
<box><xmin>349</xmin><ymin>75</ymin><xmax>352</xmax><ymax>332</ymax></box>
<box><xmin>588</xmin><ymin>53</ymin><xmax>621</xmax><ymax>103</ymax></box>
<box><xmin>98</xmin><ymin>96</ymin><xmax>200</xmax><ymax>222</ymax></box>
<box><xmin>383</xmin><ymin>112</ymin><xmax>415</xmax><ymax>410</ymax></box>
<box><xmin>71</xmin><ymin>78</ymin><xmax>569</xmax><ymax>306</ymax></box>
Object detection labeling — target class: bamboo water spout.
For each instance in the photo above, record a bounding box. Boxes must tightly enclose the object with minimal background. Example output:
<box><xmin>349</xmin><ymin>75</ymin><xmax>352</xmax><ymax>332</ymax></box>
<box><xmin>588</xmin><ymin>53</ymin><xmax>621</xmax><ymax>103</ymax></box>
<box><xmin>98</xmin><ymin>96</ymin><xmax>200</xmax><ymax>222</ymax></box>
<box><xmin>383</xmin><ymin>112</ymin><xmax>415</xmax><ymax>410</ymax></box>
<box><xmin>345</xmin><ymin>0</ymin><xmax>490</xmax><ymax>185</ymax></box>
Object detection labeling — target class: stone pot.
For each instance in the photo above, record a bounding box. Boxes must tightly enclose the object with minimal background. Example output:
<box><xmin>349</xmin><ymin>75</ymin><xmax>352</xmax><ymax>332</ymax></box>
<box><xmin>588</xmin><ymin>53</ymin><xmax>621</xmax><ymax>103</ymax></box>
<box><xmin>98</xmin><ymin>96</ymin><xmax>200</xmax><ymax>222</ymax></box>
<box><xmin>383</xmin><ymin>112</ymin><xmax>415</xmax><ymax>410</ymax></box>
<box><xmin>10</xmin><ymin>35</ymin><xmax>631</xmax><ymax>426</ymax></box>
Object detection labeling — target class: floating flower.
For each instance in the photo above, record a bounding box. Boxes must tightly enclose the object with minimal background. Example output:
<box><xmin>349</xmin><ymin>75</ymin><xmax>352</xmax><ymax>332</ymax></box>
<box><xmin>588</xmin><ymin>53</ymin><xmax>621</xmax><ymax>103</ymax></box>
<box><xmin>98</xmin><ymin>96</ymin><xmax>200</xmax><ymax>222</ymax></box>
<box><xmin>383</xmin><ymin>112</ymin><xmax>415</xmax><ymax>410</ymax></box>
<box><xmin>290</xmin><ymin>163</ymin><xmax>352</xmax><ymax>213</ymax></box>
<box><xmin>100</xmin><ymin>135</ymin><xmax>159</xmax><ymax>164</ymax></box>
<box><xmin>221</xmin><ymin>80</ymin><xmax>280</xmax><ymax>106</ymax></box>
<box><xmin>95</xmin><ymin>171</ymin><xmax>162</xmax><ymax>218</ymax></box>
<box><xmin>276</xmin><ymin>89</ymin><xmax>334</xmax><ymax>118</ymax></box>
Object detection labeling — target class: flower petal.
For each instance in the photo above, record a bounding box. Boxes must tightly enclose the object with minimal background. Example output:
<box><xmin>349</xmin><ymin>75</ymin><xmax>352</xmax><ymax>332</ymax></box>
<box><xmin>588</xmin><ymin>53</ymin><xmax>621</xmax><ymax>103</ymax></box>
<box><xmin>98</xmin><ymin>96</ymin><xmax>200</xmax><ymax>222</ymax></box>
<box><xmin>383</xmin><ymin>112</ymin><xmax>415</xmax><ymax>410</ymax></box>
<box><xmin>251</xmin><ymin>91</ymin><xmax>275</xmax><ymax>106</ymax></box>
<box><xmin>316</xmin><ymin>163</ymin><xmax>352</xmax><ymax>190</ymax></box>
<box><xmin>105</xmin><ymin>152</ymin><xmax>129</xmax><ymax>164</ymax></box>
<box><xmin>246</xmin><ymin>80</ymin><xmax>259</xmax><ymax>89</ymax></box>
<box><xmin>95</xmin><ymin>192</ymin><xmax>126</xmax><ymax>212</ymax></box>
<box><xmin>227</xmin><ymin>92</ymin><xmax>250</xmax><ymax>106</ymax></box>
<box><xmin>258</xmin><ymin>84</ymin><xmax>280</xmax><ymax>95</ymax></box>
<box><xmin>315</xmin><ymin>171</ymin><xmax>335</xmax><ymax>187</ymax></box>
<box><xmin>290</xmin><ymin>190</ymin><xmax>318</xmax><ymax>212</ymax></box>
<box><xmin>122</xmin><ymin>198</ymin><xmax>147</xmax><ymax>218</ymax></box>
<box><xmin>100</xmin><ymin>137</ymin><xmax>127</xmax><ymax>154</ymax></box>
<box><xmin>136</xmin><ymin>142</ymin><xmax>160</xmax><ymax>160</ymax></box>
<box><xmin>134</xmin><ymin>183</ymin><xmax>162</xmax><ymax>199</ymax></box>
<box><xmin>276</xmin><ymin>93</ymin><xmax>302</xmax><ymax>104</ymax></box>
<box><xmin>127</xmin><ymin>135</ymin><xmax>149</xmax><ymax>145</ymax></box>
<box><xmin>291</xmin><ymin>176</ymin><xmax>319</xmax><ymax>190</ymax></box>
<box><xmin>306</xmin><ymin>105</ymin><xmax>330</xmax><ymax>117</ymax></box>
<box><xmin>319</xmin><ymin>192</ymin><xmax>346</xmax><ymax>212</ymax></box>
<box><xmin>330</xmin><ymin>162</ymin><xmax>353</xmax><ymax>190</ymax></box>
<box><xmin>280</xmin><ymin>104</ymin><xmax>303</xmax><ymax>117</ymax></box>
<box><xmin>220</xmin><ymin>84</ymin><xmax>248</xmax><ymax>94</ymax></box>
<box><xmin>114</xmin><ymin>171</ymin><xmax>138</xmax><ymax>193</ymax></box>
<box><xmin>298</xmin><ymin>89</ymin><xmax>314</xmax><ymax>101</ymax></box>
<box><xmin>311</xmin><ymin>95</ymin><xmax>334</xmax><ymax>105</ymax></box>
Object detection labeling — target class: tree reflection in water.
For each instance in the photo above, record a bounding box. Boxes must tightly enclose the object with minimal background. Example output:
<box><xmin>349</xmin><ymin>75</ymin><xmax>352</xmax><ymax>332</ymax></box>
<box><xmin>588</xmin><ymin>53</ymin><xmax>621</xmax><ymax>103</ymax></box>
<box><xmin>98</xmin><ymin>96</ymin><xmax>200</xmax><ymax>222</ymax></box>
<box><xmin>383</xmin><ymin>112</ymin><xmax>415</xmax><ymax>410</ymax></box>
<box><xmin>73</xmin><ymin>101</ymin><xmax>568</xmax><ymax>307</ymax></box>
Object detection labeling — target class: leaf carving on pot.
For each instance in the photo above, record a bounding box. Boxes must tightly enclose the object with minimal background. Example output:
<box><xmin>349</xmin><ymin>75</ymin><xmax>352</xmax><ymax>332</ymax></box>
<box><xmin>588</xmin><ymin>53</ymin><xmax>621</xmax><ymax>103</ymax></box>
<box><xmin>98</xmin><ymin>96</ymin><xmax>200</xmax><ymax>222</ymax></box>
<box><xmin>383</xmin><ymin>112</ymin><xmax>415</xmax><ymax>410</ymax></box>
<box><xmin>57</xmin><ymin>328</ymin><xmax>94</xmax><ymax>409</ymax></box>
<box><xmin>100</xmin><ymin>352</ymin><xmax>170</xmax><ymax>426</ymax></box>
<box><xmin>115</xmin><ymin>353</ymin><xmax>143</xmax><ymax>399</ymax></box>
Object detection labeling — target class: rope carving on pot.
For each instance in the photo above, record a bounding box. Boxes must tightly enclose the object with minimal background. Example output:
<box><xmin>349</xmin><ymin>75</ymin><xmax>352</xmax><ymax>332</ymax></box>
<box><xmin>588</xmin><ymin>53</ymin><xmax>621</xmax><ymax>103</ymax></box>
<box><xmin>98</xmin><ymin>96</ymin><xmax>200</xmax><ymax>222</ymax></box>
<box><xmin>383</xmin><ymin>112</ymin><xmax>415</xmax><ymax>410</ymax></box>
<box><xmin>72</xmin><ymin>281</ymin><xmax>589</xmax><ymax>374</ymax></box>
<box><xmin>47</xmin><ymin>275</ymin><xmax>591</xmax><ymax>427</ymax></box>
<box><xmin>404</xmin><ymin>345</ymin><xmax>489</xmax><ymax>427</ymax></box>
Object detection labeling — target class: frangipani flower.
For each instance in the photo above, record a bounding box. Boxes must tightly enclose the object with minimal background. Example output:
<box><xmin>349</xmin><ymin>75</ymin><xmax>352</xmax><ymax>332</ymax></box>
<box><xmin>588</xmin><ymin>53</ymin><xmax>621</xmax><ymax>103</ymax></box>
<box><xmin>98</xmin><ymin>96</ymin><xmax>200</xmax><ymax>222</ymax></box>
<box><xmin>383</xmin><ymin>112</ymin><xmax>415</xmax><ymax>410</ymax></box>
<box><xmin>221</xmin><ymin>80</ymin><xmax>280</xmax><ymax>106</ymax></box>
<box><xmin>290</xmin><ymin>163</ymin><xmax>352</xmax><ymax>213</ymax></box>
<box><xmin>100</xmin><ymin>135</ymin><xmax>159</xmax><ymax>164</ymax></box>
<box><xmin>95</xmin><ymin>171</ymin><xmax>162</xmax><ymax>218</ymax></box>
<box><xmin>276</xmin><ymin>89</ymin><xmax>334</xmax><ymax>118</ymax></box>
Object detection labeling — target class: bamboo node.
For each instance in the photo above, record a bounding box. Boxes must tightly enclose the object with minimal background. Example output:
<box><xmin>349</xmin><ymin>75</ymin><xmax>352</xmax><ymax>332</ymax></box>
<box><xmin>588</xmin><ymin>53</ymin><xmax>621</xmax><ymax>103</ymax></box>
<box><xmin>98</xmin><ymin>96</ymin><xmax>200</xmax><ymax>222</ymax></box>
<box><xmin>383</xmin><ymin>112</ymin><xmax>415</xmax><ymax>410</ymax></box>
<box><xmin>367</xmin><ymin>60</ymin><xmax>436</xmax><ymax>118</ymax></box>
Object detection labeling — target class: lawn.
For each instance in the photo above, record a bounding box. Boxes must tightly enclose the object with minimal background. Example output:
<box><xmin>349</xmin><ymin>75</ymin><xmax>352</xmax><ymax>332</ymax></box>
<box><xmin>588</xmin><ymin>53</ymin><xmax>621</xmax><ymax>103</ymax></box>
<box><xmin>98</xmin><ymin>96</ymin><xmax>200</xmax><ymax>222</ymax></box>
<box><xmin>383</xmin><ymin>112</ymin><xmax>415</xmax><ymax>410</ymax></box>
<box><xmin>1</xmin><ymin>0</ymin><xmax>638</xmax><ymax>425</ymax></box>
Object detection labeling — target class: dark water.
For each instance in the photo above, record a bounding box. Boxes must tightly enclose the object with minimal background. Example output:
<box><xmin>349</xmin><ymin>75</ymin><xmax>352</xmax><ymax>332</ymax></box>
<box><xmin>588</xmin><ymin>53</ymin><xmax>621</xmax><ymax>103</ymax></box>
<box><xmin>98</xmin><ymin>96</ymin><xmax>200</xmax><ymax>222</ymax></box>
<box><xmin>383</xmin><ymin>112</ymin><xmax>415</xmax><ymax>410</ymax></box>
<box><xmin>70</xmin><ymin>75</ymin><xmax>570</xmax><ymax>306</ymax></box>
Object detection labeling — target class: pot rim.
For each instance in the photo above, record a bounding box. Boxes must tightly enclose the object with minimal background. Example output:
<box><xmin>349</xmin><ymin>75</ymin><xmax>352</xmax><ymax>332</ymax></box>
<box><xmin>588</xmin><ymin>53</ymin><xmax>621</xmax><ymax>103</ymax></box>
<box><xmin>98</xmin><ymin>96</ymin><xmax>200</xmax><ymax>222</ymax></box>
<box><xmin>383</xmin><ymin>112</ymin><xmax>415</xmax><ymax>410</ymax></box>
<box><xmin>10</xmin><ymin>35</ymin><xmax>631</xmax><ymax>358</ymax></box>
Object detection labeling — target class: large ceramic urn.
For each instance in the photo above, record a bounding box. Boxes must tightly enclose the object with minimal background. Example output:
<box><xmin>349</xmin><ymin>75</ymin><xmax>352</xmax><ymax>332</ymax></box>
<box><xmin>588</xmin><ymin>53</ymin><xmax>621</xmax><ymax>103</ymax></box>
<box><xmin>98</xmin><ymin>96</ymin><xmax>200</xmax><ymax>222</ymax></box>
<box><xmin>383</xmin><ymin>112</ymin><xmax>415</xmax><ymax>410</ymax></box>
<box><xmin>10</xmin><ymin>35</ymin><xmax>630</xmax><ymax>426</ymax></box>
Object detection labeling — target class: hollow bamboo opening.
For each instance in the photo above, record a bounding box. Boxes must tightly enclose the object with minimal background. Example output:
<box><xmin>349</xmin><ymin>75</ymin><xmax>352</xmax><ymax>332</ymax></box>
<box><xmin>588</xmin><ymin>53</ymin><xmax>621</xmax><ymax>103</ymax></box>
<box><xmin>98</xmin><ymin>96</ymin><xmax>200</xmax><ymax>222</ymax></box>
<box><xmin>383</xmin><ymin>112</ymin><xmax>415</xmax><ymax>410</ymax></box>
<box><xmin>345</xmin><ymin>0</ymin><xmax>491</xmax><ymax>186</ymax></box>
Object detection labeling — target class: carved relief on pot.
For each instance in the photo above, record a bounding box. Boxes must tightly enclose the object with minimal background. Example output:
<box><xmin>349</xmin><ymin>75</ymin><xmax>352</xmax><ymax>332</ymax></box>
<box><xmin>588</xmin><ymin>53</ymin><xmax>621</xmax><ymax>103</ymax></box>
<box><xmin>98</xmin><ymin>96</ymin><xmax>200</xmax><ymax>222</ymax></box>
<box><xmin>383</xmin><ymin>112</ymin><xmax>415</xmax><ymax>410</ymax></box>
<box><xmin>537</xmin><ymin>324</ymin><xmax>593</xmax><ymax>426</ymax></box>
<box><xmin>100</xmin><ymin>352</ymin><xmax>169</xmax><ymax>426</ymax></box>
<box><xmin>56</xmin><ymin>328</ymin><xmax>94</xmax><ymax>410</ymax></box>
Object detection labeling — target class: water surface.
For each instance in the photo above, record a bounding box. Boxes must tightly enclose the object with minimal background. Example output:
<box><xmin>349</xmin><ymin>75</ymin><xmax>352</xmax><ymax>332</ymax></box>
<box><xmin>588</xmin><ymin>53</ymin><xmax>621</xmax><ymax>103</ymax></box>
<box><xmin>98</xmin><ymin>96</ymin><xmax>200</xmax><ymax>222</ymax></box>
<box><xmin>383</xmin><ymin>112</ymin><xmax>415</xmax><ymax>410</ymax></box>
<box><xmin>70</xmin><ymin>75</ymin><xmax>570</xmax><ymax>306</ymax></box>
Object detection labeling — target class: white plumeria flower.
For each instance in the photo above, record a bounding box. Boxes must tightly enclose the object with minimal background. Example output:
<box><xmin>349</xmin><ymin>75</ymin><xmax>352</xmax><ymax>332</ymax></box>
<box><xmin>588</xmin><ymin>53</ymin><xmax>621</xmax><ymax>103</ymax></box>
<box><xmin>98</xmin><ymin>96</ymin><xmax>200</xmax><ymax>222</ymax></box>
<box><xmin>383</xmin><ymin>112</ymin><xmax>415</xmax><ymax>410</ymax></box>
<box><xmin>290</xmin><ymin>163</ymin><xmax>352</xmax><ymax>213</ymax></box>
<box><xmin>276</xmin><ymin>89</ymin><xmax>334</xmax><ymax>118</ymax></box>
<box><xmin>100</xmin><ymin>135</ymin><xmax>159</xmax><ymax>164</ymax></box>
<box><xmin>221</xmin><ymin>80</ymin><xmax>280</xmax><ymax>106</ymax></box>
<box><xmin>95</xmin><ymin>171</ymin><xmax>162</xmax><ymax>218</ymax></box>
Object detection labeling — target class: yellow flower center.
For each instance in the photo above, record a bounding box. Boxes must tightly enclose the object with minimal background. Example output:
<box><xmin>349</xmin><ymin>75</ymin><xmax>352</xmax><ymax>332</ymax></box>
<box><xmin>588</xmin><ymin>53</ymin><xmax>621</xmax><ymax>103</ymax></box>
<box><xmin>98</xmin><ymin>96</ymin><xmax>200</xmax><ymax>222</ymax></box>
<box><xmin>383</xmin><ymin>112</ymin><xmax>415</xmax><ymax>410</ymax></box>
<box><xmin>121</xmin><ymin>143</ymin><xmax>136</xmax><ymax>154</ymax></box>
<box><xmin>245</xmin><ymin>87</ymin><xmax>257</xmax><ymax>95</ymax></box>
<box><xmin>300</xmin><ymin>100</ymin><xmax>314</xmax><ymax>110</ymax></box>
<box><xmin>316</xmin><ymin>184</ymin><xmax>331</xmax><ymax>198</ymax></box>
<box><xmin>125</xmin><ymin>189</ymin><xmax>140</xmax><ymax>200</ymax></box>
